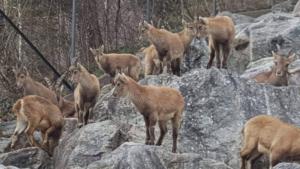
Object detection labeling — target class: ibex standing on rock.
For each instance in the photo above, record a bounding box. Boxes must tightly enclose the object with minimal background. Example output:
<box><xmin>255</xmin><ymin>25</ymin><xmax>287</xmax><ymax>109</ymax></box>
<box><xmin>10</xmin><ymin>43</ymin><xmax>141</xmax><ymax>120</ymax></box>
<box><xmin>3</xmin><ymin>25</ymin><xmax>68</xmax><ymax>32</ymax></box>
<box><xmin>113</xmin><ymin>73</ymin><xmax>184</xmax><ymax>153</ymax></box>
<box><xmin>90</xmin><ymin>45</ymin><xmax>141</xmax><ymax>81</ymax></box>
<box><xmin>69</xmin><ymin>63</ymin><xmax>100</xmax><ymax>127</ymax></box>
<box><xmin>44</xmin><ymin>72</ymin><xmax>76</xmax><ymax>117</ymax></box>
<box><xmin>10</xmin><ymin>95</ymin><xmax>64</xmax><ymax>155</ymax></box>
<box><xmin>192</xmin><ymin>16</ymin><xmax>235</xmax><ymax>69</ymax></box>
<box><xmin>139</xmin><ymin>21</ymin><xmax>185</xmax><ymax>76</ymax></box>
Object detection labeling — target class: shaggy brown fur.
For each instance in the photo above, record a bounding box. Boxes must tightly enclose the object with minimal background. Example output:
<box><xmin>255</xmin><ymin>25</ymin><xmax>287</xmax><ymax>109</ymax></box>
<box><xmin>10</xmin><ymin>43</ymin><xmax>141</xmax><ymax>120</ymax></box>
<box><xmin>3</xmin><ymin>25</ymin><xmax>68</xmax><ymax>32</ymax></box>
<box><xmin>90</xmin><ymin>46</ymin><xmax>141</xmax><ymax>81</ymax></box>
<box><xmin>193</xmin><ymin>16</ymin><xmax>235</xmax><ymax>69</ymax></box>
<box><xmin>10</xmin><ymin>95</ymin><xmax>64</xmax><ymax>155</ymax></box>
<box><xmin>113</xmin><ymin>73</ymin><xmax>185</xmax><ymax>153</ymax></box>
<box><xmin>139</xmin><ymin>21</ymin><xmax>184</xmax><ymax>76</ymax></box>
<box><xmin>141</xmin><ymin>45</ymin><xmax>163</xmax><ymax>75</ymax></box>
<box><xmin>240</xmin><ymin>115</ymin><xmax>300</xmax><ymax>169</ymax></box>
<box><xmin>69</xmin><ymin>63</ymin><xmax>100</xmax><ymax>127</ymax></box>
<box><xmin>254</xmin><ymin>51</ymin><xmax>295</xmax><ymax>86</ymax></box>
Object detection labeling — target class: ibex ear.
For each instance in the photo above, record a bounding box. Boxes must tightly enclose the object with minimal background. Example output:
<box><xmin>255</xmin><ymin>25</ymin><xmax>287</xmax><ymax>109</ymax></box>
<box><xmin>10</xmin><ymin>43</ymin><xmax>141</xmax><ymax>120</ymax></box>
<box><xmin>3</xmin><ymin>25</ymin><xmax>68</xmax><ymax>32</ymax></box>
<box><xmin>77</xmin><ymin>63</ymin><xmax>82</xmax><ymax>70</ymax></box>
<box><xmin>12</xmin><ymin>67</ymin><xmax>17</xmax><ymax>75</ymax></box>
<box><xmin>100</xmin><ymin>45</ymin><xmax>104</xmax><ymax>53</ymax></box>
<box><xmin>182</xmin><ymin>19</ymin><xmax>187</xmax><ymax>26</ymax></box>
<box><xmin>272</xmin><ymin>51</ymin><xmax>277</xmax><ymax>60</ymax></box>
<box><xmin>198</xmin><ymin>17</ymin><xmax>206</xmax><ymax>25</ymax></box>
<box><xmin>23</xmin><ymin>67</ymin><xmax>29</xmax><ymax>76</ymax></box>
<box><xmin>143</xmin><ymin>20</ymin><xmax>150</xmax><ymax>29</ymax></box>
<box><xmin>89</xmin><ymin>48</ymin><xmax>97</xmax><ymax>55</ymax></box>
<box><xmin>287</xmin><ymin>53</ymin><xmax>296</xmax><ymax>64</ymax></box>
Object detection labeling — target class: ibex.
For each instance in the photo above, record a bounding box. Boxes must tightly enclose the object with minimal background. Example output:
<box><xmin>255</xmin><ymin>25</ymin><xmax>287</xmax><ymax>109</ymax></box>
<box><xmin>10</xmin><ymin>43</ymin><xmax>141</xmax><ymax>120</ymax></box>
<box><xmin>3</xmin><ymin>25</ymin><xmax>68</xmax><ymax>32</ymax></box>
<box><xmin>241</xmin><ymin>115</ymin><xmax>300</xmax><ymax>169</ymax></box>
<box><xmin>178</xmin><ymin>20</ymin><xmax>197</xmax><ymax>53</ymax></box>
<box><xmin>69</xmin><ymin>63</ymin><xmax>100</xmax><ymax>127</ymax></box>
<box><xmin>113</xmin><ymin>73</ymin><xmax>184</xmax><ymax>153</ymax></box>
<box><xmin>192</xmin><ymin>16</ymin><xmax>235</xmax><ymax>69</ymax></box>
<box><xmin>13</xmin><ymin>66</ymin><xmax>58</xmax><ymax>105</ymax></box>
<box><xmin>44</xmin><ymin>73</ymin><xmax>76</xmax><ymax>117</ymax></box>
<box><xmin>253</xmin><ymin>50</ymin><xmax>295</xmax><ymax>86</ymax></box>
<box><xmin>139</xmin><ymin>21</ymin><xmax>184</xmax><ymax>76</ymax></box>
<box><xmin>10</xmin><ymin>95</ymin><xmax>64</xmax><ymax>155</ymax></box>
<box><xmin>141</xmin><ymin>45</ymin><xmax>163</xmax><ymax>75</ymax></box>
<box><xmin>90</xmin><ymin>45</ymin><xmax>141</xmax><ymax>81</ymax></box>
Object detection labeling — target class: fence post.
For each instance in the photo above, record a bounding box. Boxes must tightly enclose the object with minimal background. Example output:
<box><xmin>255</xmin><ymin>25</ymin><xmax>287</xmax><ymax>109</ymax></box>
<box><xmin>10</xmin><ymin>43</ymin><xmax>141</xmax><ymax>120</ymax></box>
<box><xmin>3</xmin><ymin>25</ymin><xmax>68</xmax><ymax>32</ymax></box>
<box><xmin>70</xmin><ymin>0</ymin><xmax>76</xmax><ymax>65</ymax></box>
<box><xmin>213</xmin><ymin>0</ymin><xmax>219</xmax><ymax>16</ymax></box>
<box><xmin>146</xmin><ymin>0</ymin><xmax>150</xmax><ymax>22</ymax></box>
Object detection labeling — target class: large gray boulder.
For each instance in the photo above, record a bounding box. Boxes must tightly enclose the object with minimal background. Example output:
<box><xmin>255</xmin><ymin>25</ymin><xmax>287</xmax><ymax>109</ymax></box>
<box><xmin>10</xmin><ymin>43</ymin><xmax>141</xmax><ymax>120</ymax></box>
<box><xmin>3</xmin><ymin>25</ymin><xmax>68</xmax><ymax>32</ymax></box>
<box><xmin>87</xmin><ymin>142</ymin><xmax>232</xmax><ymax>169</ymax></box>
<box><xmin>274</xmin><ymin>163</ymin><xmax>300</xmax><ymax>169</ymax></box>
<box><xmin>92</xmin><ymin>68</ymin><xmax>300</xmax><ymax>169</ymax></box>
<box><xmin>53</xmin><ymin>120</ymin><xmax>132</xmax><ymax>169</ymax></box>
<box><xmin>0</xmin><ymin>147</ymin><xmax>51</xmax><ymax>169</ymax></box>
<box><xmin>272</xmin><ymin>0</ymin><xmax>299</xmax><ymax>13</ymax></box>
<box><xmin>249</xmin><ymin>13</ymin><xmax>300</xmax><ymax>60</ymax></box>
<box><xmin>182</xmin><ymin>38</ymin><xmax>209</xmax><ymax>73</ymax></box>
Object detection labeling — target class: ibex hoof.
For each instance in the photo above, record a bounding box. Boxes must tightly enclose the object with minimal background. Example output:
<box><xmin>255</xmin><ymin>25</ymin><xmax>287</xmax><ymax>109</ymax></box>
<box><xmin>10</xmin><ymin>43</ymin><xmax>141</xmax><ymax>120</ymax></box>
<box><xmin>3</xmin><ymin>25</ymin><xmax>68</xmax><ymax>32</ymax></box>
<box><xmin>77</xmin><ymin>123</ymin><xmax>83</xmax><ymax>128</ymax></box>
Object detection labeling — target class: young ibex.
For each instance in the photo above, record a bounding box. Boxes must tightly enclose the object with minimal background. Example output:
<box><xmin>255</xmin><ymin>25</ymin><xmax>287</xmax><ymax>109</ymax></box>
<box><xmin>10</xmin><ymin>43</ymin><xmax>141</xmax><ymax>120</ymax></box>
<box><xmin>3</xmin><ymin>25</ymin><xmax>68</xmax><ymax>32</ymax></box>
<box><xmin>112</xmin><ymin>73</ymin><xmax>185</xmax><ymax>153</ymax></box>
<box><xmin>141</xmin><ymin>45</ymin><xmax>163</xmax><ymax>75</ymax></box>
<box><xmin>90</xmin><ymin>45</ymin><xmax>141</xmax><ymax>81</ymax></box>
<box><xmin>192</xmin><ymin>16</ymin><xmax>235</xmax><ymax>69</ymax></box>
<box><xmin>178</xmin><ymin>20</ymin><xmax>197</xmax><ymax>53</ymax></box>
<box><xmin>253</xmin><ymin>51</ymin><xmax>295</xmax><ymax>86</ymax></box>
<box><xmin>45</xmin><ymin>73</ymin><xmax>76</xmax><ymax>117</ymax></box>
<box><xmin>240</xmin><ymin>115</ymin><xmax>300</xmax><ymax>169</ymax></box>
<box><xmin>13</xmin><ymin>67</ymin><xmax>58</xmax><ymax>105</ymax></box>
<box><xmin>139</xmin><ymin>21</ymin><xmax>184</xmax><ymax>76</ymax></box>
<box><xmin>10</xmin><ymin>95</ymin><xmax>64</xmax><ymax>155</ymax></box>
<box><xmin>69</xmin><ymin>63</ymin><xmax>100</xmax><ymax>127</ymax></box>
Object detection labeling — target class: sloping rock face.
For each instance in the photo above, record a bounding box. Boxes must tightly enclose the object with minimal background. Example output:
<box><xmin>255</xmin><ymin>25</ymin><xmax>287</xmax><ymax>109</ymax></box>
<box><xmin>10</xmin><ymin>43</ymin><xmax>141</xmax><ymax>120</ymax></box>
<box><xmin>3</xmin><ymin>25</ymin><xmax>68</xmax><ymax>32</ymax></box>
<box><xmin>0</xmin><ymin>147</ymin><xmax>51</xmax><ymax>169</ymax></box>
<box><xmin>226</xmin><ymin>11</ymin><xmax>300</xmax><ymax>74</ymax></box>
<box><xmin>53</xmin><ymin>120</ymin><xmax>131</xmax><ymax>169</ymax></box>
<box><xmin>87</xmin><ymin>142</ymin><xmax>232</xmax><ymax>169</ymax></box>
<box><xmin>274</xmin><ymin>163</ymin><xmax>300</xmax><ymax>169</ymax></box>
<box><xmin>2</xmin><ymin>67</ymin><xmax>300</xmax><ymax>169</ymax></box>
<box><xmin>92</xmin><ymin>68</ymin><xmax>300</xmax><ymax>169</ymax></box>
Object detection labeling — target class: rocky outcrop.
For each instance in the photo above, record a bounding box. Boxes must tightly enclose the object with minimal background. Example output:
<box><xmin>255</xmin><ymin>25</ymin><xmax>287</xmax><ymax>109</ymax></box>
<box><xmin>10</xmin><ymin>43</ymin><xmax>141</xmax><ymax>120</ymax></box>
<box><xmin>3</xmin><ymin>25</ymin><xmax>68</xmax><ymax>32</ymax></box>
<box><xmin>2</xmin><ymin>8</ymin><xmax>300</xmax><ymax>169</ymax></box>
<box><xmin>53</xmin><ymin>120</ymin><xmax>131</xmax><ymax>169</ymax></box>
<box><xmin>0</xmin><ymin>147</ymin><xmax>51</xmax><ymax>169</ymax></box>
<box><xmin>92</xmin><ymin>68</ymin><xmax>300</xmax><ymax>169</ymax></box>
<box><xmin>87</xmin><ymin>142</ymin><xmax>232</xmax><ymax>169</ymax></box>
<box><xmin>274</xmin><ymin>163</ymin><xmax>300</xmax><ymax>169</ymax></box>
<box><xmin>272</xmin><ymin>0</ymin><xmax>299</xmax><ymax>13</ymax></box>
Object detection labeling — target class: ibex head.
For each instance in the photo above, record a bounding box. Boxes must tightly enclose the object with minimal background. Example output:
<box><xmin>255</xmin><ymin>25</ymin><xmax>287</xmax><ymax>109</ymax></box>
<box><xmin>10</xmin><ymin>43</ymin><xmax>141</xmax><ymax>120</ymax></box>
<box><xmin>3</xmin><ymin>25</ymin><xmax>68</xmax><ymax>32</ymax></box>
<box><xmin>13</xmin><ymin>66</ymin><xmax>30</xmax><ymax>89</ymax></box>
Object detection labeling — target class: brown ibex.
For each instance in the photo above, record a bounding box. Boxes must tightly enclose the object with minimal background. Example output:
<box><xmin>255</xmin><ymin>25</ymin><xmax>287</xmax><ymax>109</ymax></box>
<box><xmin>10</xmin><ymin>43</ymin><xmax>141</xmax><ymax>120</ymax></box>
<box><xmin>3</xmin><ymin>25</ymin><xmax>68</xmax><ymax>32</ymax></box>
<box><xmin>13</xmin><ymin>66</ymin><xmax>58</xmax><ymax>105</ymax></box>
<box><xmin>253</xmin><ymin>50</ymin><xmax>296</xmax><ymax>86</ymax></box>
<box><xmin>112</xmin><ymin>73</ymin><xmax>184</xmax><ymax>153</ymax></box>
<box><xmin>10</xmin><ymin>95</ymin><xmax>64</xmax><ymax>155</ymax></box>
<box><xmin>178</xmin><ymin>20</ymin><xmax>197</xmax><ymax>53</ymax></box>
<box><xmin>44</xmin><ymin>73</ymin><xmax>76</xmax><ymax>117</ymax></box>
<box><xmin>141</xmin><ymin>45</ymin><xmax>163</xmax><ymax>75</ymax></box>
<box><xmin>240</xmin><ymin>115</ymin><xmax>300</xmax><ymax>169</ymax></box>
<box><xmin>139</xmin><ymin>21</ymin><xmax>184</xmax><ymax>76</ymax></box>
<box><xmin>192</xmin><ymin>16</ymin><xmax>235</xmax><ymax>69</ymax></box>
<box><xmin>69</xmin><ymin>63</ymin><xmax>100</xmax><ymax>127</ymax></box>
<box><xmin>90</xmin><ymin>45</ymin><xmax>141</xmax><ymax>81</ymax></box>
